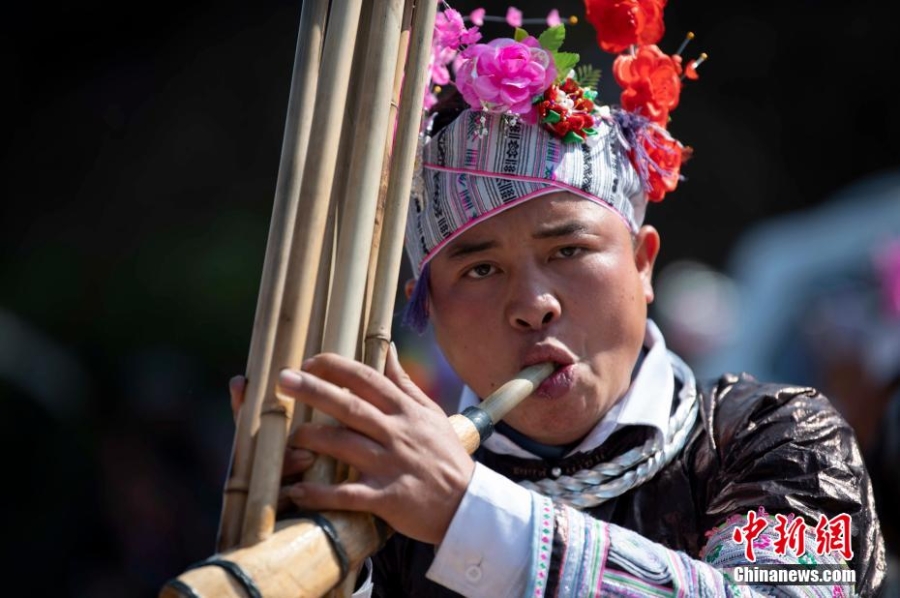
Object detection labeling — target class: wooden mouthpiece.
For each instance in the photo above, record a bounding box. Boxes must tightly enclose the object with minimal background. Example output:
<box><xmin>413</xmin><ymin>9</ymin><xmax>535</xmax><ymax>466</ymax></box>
<box><xmin>448</xmin><ymin>362</ymin><xmax>555</xmax><ymax>454</ymax></box>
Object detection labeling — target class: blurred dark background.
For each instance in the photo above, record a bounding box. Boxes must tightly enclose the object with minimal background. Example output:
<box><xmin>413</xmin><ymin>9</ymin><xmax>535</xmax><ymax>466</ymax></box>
<box><xmin>2</xmin><ymin>0</ymin><xmax>899</xmax><ymax>595</ymax></box>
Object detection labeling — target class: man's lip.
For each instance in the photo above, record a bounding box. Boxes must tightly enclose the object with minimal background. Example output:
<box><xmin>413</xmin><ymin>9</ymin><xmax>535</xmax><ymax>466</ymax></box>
<box><xmin>521</xmin><ymin>344</ymin><xmax>576</xmax><ymax>370</ymax></box>
<box><xmin>535</xmin><ymin>364</ymin><xmax>576</xmax><ymax>399</ymax></box>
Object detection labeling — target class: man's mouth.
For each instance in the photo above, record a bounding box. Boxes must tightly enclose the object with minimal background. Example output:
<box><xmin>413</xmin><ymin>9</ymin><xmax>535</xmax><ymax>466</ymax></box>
<box><xmin>521</xmin><ymin>344</ymin><xmax>575</xmax><ymax>370</ymax></box>
<box><xmin>521</xmin><ymin>344</ymin><xmax>577</xmax><ymax>399</ymax></box>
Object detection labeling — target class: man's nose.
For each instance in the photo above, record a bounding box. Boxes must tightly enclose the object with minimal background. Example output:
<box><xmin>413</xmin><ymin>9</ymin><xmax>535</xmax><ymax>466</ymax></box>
<box><xmin>505</xmin><ymin>272</ymin><xmax>561</xmax><ymax>331</ymax></box>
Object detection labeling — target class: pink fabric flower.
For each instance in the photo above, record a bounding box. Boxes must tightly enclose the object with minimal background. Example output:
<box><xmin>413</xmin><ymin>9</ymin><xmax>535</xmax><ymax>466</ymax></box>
<box><xmin>429</xmin><ymin>55</ymin><xmax>451</xmax><ymax>85</ymax></box>
<box><xmin>434</xmin><ymin>8</ymin><xmax>467</xmax><ymax>50</ymax></box>
<box><xmin>506</xmin><ymin>7</ymin><xmax>523</xmax><ymax>28</ymax></box>
<box><xmin>519</xmin><ymin>35</ymin><xmax>541</xmax><ymax>49</ymax></box>
<box><xmin>456</xmin><ymin>38</ymin><xmax>556</xmax><ymax>116</ymax></box>
<box><xmin>451</xmin><ymin>51</ymin><xmax>467</xmax><ymax>77</ymax></box>
<box><xmin>469</xmin><ymin>7</ymin><xmax>485</xmax><ymax>26</ymax></box>
<box><xmin>546</xmin><ymin>9</ymin><xmax>561</xmax><ymax>26</ymax></box>
<box><xmin>428</xmin><ymin>7</ymin><xmax>481</xmax><ymax>99</ymax></box>
<box><xmin>460</xmin><ymin>26</ymin><xmax>482</xmax><ymax>46</ymax></box>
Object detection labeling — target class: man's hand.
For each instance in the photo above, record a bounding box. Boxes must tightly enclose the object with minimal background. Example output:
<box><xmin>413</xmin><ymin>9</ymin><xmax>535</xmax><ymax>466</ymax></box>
<box><xmin>276</xmin><ymin>345</ymin><xmax>475</xmax><ymax>546</ymax></box>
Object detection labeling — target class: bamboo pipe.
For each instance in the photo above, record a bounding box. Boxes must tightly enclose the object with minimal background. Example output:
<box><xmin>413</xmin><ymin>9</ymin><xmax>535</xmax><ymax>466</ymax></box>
<box><xmin>321</xmin><ymin>0</ymin><xmax>375</xmax><ymax>314</ymax></box>
<box><xmin>328</xmin><ymin>0</ymin><xmax>378</xmax><ymax>377</ymax></box>
<box><xmin>300</xmin><ymin>200</ymin><xmax>338</xmax><ymax>425</ymax></box>
<box><xmin>217</xmin><ymin>0</ymin><xmax>329</xmax><ymax>553</ymax></box>
<box><xmin>240</xmin><ymin>0</ymin><xmax>365</xmax><ymax>548</ymax></box>
<box><xmin>305</xmin><ymin>0</ymin><xmax>407</xmax><ymax>486</ymax></box>
<box><xmin>364</xmin><ymin>0</ymin><xmax>438</xmax><ymax>373</ymax></box>
<box><xmin>320</xmin><ymin>0</ymin><xmax>405</xmax><ymax>360</ymax></box>
<box><xmin>302</xmin><ymin>3</ymin><xmax>379</xmax><ymax>519</ymax></box>
<box><xmin>334</xmin><ymin>8</ymin><xmax>430</xmax><ymax>593</ymax></box>
<box><xmin>162</xmin><ymin>363</ymin><xmax>555</xmax><ymax>598</ymax></box>
<box><xmin>361</xmin><ymin>0</ymin><xmax>415</xmax><ymax>352</ymax></box>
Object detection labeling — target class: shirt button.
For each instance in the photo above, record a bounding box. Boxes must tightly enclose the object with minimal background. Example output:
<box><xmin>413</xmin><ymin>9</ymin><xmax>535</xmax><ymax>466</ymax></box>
<box><xmin>465</xmin><ymin>565</ymin><xmax>483</xmax><ymax>583</ymax></box>
<box><xmin>551</xmin><ymin>467</ymin><xmax>562</xmax><ymax>478</ymax></box>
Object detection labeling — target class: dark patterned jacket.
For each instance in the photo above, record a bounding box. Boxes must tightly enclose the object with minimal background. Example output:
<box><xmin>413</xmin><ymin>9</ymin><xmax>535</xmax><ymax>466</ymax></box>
<box><xmin>372</xmin><ymin>374</ymin><xmax>886</xmax><ymax>596</ymax></box>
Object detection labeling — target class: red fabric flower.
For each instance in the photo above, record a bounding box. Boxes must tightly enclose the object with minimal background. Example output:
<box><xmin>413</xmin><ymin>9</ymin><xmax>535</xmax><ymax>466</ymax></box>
<box><xmin>637</xmin><ymin>126</ymin><xmax>683</xmax><ymax>201</ymax></box>
<box><xmin>584</xmin><ymin>0</ymin><xmax>666</xmax><ymax>54</ymax></box>
<box><xmin>536</xmin><ymin>79</ymin><xmax>598</xmax><ymax>143</ymax></box>
<box><xmin>613</xmin><ymin>44</ymin><xmax>682</xmax><ymax>125</ymax></box>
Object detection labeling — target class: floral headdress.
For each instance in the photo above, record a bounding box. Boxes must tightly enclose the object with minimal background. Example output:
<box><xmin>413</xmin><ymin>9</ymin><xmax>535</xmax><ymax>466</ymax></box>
<box><xmin>402</xmin><ymin>1</ymin><xmax>707</xmax><ymax>331</ymax></box>
<box><xmin>426</xmin><ymin>0</ymin><xmax>707</xmax><ymax>201</ymax></box>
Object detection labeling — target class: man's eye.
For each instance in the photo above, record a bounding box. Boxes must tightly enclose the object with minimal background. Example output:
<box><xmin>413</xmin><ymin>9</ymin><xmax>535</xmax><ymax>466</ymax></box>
<box><xmin>556</xmin><ymin>246</ymin><xmax>581</xmax><ymax>258</ymax></box>
<box><xmin>465</xmin><ymin>263</ymin><xmax>495</xmax><ymax>279</ymax></box>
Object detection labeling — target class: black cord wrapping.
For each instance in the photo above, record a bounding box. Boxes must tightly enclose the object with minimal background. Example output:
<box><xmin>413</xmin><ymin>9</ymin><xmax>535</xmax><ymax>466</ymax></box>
<box><xmin>162</xmin><ymin>579</ymin><xmax>203</xmax><ymax>598</ymax></box>
<box><xmin>297</xmin><ymin>511</ymin><xmax>351</xmax><ymax>585</ymax></box>
<box><xmin>182</xmin><ymin>557</ymin><xmax>263</xmax><ymax>598</ymax></box>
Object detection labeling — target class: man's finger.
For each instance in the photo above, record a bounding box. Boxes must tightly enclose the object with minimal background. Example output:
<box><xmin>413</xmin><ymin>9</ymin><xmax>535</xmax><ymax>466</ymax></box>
<box><xmin>287</xmin><ymin>481</ymin><xmax>381</xmax><ymax>517</ymax></box>
<box><xmin>283</xmin><ymin>446</ymin><xmax>315</xmax><ymax>479</ymax></box>
<box><xmin>301</xmin><ymin>353</ymin><xmax>410</xmax><ymax>414</ymax></box>
<box><xmin>278</xmin><ymin>369</ymin><xmax>392</xmax><ymax>441</ymax></box>
<box><xmin>384</xmin><ymin>342</ymin><xmax>443</xmax><ymax>412</ymax></box>
<box><xmin>290</xmin><ymin>422</ymin><xmax>387</xmax><ymax>471</ymax></box>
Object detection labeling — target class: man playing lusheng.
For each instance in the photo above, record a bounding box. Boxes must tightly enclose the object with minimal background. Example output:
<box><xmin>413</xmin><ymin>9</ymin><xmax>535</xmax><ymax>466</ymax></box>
<box><xmin>232</xmin><ymin>5</ymin><xmax>885</xmax><ymax>595</ymax></box>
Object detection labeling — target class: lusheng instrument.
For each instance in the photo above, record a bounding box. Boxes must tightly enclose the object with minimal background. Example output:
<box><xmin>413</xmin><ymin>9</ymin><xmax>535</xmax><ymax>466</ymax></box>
<box><xmin>157</xmin><ymin>0</ymin><xmax>553</xmax><ymax>595</ymax></box>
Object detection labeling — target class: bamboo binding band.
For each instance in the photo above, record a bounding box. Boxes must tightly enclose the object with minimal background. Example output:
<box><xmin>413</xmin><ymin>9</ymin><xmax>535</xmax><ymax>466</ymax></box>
<box><xmin>162</xmin><ymin>580</ymin><xmax>201</xmax><ymax>598</ymax></box>
<box><xmin>297</xmin><ymin>511</ymin><xmax>351</xmax><ymax>585</ymax></box>
<box><xmin>183</xmin><ymin>557</ymin><xmax>263</xmax><ymax>598</ymax></box>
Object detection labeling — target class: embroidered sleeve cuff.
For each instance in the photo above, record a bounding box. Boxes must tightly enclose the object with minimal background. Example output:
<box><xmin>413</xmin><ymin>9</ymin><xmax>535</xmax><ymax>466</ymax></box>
<box><xmin>426</xmin><ymin>462</ymin><xmax>535</xmax><ymax>597</ymax></box>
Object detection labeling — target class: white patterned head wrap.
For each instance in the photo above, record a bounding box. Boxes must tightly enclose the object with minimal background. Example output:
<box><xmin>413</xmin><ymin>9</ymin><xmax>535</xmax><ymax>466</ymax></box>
<box><xmin>404</xmin><ymin>109</ymin><xmax>647</xmax><ymax>276</ymax></box>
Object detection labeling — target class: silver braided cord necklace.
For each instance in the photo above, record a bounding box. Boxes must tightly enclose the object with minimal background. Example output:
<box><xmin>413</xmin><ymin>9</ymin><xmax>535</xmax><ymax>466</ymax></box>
<box><xmin>518</xmin><ymin>351</ymin><xmax>699</xmax><ymax>509</ymax></box>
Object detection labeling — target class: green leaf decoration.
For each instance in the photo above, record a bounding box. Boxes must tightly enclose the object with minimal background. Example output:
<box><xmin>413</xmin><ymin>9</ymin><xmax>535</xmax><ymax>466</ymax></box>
<box><xmin>538</xmin><ymin>25</ymin><xmax>565</xmax><ymax>52</ymax></box>
<box><xmin>575</xmin><ymin>65</ymin><xmax>602</xmax><ymax>90</ymax></box>
<box><xmin>553</xmin><ymin>52</ymin><xmax>580</xmax><ymax>82</ymax></box>
<box><xmin>514</xmin><ymin>28</ymin><xmax>529</xmax><ymax>42</ymax></box>
<box><xmin>543</xmin><ymin>110</ymin><xmax>561</xmax><ymax>124</ymax></box>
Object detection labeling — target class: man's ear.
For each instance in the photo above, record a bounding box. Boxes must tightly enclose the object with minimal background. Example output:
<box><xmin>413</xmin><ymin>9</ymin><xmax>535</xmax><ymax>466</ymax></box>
<box><xmin>634</xmin><ymin>225</ymin><xmax>661</xmax><ymax>304</ymax></box>
<box><xmin>404</xmin><ymin>278</ymin><xmax>416</xmax><ymax>300</ymax></box>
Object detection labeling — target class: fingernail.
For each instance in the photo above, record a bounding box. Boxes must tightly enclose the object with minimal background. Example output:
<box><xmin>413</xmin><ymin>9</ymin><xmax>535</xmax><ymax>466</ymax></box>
<box><xmin>229</xmin><ymin>375</ymin><xmax>243</xmax><ymax>387</ymax></box>
<box><xmin>279</xmin><ymin>368</ymin><xmax>303</xmax><ymax>387</ymax></box>
<box><xmin>390</xmin><ymin>341</ymin><xmax>398</xmax><ymax>357</ymax></box>
<box><xmin>289</xmin><ymin>484</ymin><xmax>305</xmax><ymax>499</ymax></box>
<box><xmin>288</xmin><ymin>447</ymin><xmax>314</xmax><ymax>463</ymax></box>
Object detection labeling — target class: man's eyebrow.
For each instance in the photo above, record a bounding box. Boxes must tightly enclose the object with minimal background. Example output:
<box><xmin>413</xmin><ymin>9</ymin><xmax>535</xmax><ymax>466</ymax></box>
<box><xmin>532</xmin><ymin>221</ymin><xmax>589</xmax><ymax>239</ymax></box>
<box><xmin>446</xmin><ymin>239</ymin><xmax>498</xmax><ymax>260</ymax></box>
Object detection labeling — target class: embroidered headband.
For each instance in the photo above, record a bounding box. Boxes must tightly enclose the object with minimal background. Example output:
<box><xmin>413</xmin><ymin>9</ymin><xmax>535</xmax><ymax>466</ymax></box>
<box><xmin>404</xmin><ymin>108</ymin><xmax>647</xmax><ymax>274</ymax></box>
